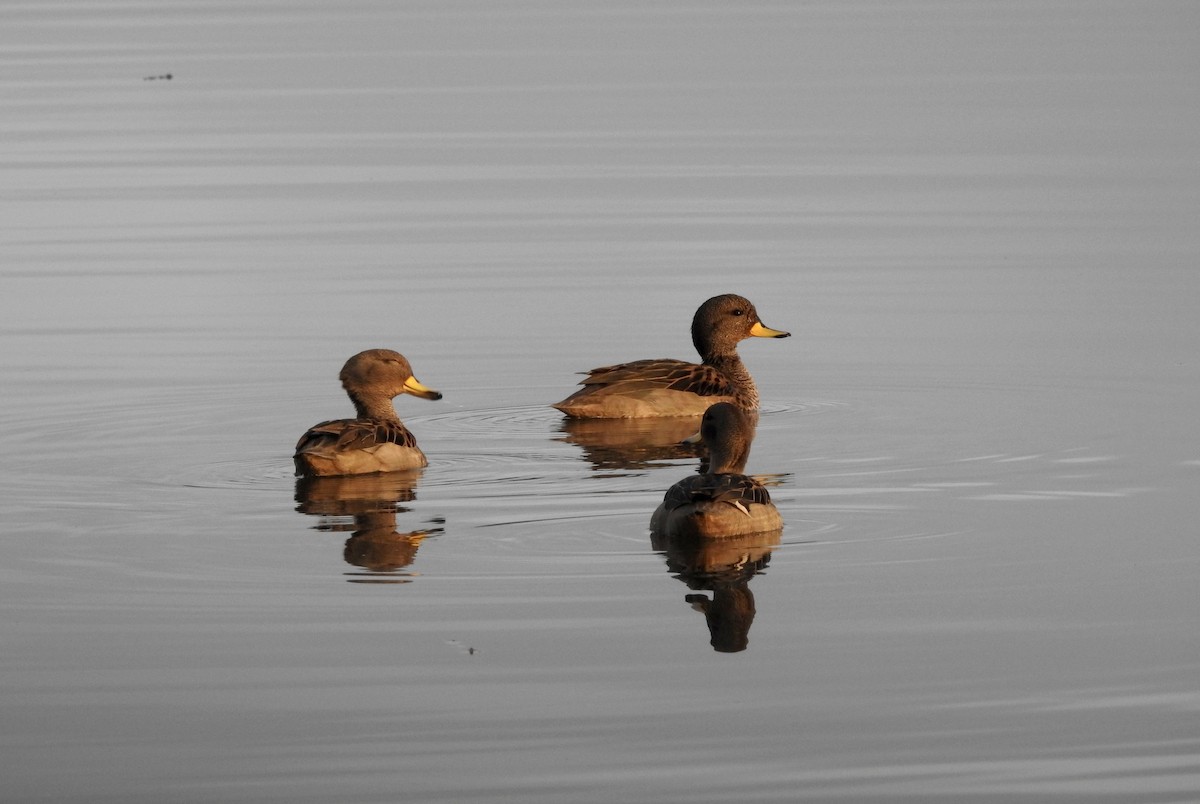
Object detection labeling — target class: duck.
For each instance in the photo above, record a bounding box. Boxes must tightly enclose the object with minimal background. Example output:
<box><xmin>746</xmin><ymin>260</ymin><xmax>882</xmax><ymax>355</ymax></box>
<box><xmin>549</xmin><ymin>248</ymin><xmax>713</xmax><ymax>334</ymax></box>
<box><xmin>650</xmin><ymin>402</ymin><xmax>783</xmax><ymax>538</ymax></box>
<box><xmin>552</xmin><ymin>293</ymin><xmax>790</xmax><ymax>419</ymax></box>
<box><xmin>294</xmin><ymin>349</ymin><xmax>442</xmax><ymax>477</ymax></box>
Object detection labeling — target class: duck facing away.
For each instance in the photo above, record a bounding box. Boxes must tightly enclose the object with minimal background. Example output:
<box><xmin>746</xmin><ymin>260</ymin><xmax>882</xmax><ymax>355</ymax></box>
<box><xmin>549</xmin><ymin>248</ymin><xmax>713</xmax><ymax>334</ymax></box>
<box><xmin>294</xmin><ymin>349</ymin><xmax>442</xmax><ymax>477</ymax></box>
<box><xmin>650</xmin><ymin>402</ymin><xmax>783</xmax><ymax>539</ymax></box>
<box><xmin>552</xmin><ymin>293</ymin><xmax>790</xmax><ymax>419</ymax></box>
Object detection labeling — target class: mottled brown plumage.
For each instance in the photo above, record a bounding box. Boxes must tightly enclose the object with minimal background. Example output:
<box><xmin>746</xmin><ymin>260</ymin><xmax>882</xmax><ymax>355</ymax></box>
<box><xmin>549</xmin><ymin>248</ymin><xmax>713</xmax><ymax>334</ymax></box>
<box><xmin>294</xmin><ymin>349</ymin><xmax>442</xmax><ymax>477</ymax></box>
<box><xmin>553</xmin><ymin>294</ymin><xmax>790</xmax><ymax>419</ymax></box>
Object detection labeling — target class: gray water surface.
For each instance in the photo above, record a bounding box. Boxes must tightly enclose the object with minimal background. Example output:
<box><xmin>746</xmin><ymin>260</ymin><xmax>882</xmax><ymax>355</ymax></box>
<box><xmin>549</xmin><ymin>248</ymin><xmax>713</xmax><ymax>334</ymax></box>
<box><xmin>3</xmin><ymin>2</ymin><xmax>1199</xmax><ymax>802</ymax></box>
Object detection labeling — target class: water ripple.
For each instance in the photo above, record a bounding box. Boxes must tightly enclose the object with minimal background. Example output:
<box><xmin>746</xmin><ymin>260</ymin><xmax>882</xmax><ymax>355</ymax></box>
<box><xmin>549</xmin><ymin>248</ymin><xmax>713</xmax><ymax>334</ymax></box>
<box><xmin>410</xmin><ymin>404</ymin><xmax>561</xmax><ymax>438</ymax></box>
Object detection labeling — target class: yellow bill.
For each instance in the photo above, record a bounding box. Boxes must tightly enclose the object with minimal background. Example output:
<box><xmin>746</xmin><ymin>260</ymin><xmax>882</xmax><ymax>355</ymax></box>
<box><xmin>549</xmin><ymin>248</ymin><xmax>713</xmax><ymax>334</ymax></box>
<box><xmin>750</xmin><ymin>321</ymin><xmax>791</xmax><ymax>338</ymax></box>
<box><xmin>403</xmin><ymin>375</ymin><xmax>443</xmax><ymax>401</ymax></box>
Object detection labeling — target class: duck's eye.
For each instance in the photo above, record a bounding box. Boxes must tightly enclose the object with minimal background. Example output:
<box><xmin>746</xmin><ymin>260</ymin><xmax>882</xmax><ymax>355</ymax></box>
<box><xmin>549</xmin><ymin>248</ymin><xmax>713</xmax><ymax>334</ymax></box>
<box><xmin>730</xmin><ymin>309</ymin><xmax>745</xmax><ymax>316</ymax></box>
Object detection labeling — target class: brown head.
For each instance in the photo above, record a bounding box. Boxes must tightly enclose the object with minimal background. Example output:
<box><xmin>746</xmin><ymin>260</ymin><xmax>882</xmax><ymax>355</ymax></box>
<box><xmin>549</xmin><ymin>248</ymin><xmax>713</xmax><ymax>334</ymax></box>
<box><xmin>690</xmin><ymin>294</ymin><xmax>790</xmax><ymax>362</ymax></box>
<box><xmin>339</xmin><ymin>349</ymin><xmax>442</xmax><ymax>419</ymax></box>
<box><xmin>693</xmin><ymin>401</ymin><xmax>758</xmax><ymax>474</ymax></box>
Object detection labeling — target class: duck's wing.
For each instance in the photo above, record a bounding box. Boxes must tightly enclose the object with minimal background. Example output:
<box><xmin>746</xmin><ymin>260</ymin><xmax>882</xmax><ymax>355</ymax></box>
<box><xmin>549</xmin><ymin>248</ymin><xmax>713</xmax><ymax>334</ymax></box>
<box><xmin>295</xmin><ymin>418</ymin><xmax>419</xmax><ymax>456</ymax></box>
<box><xmin>706</xmin><ymin>474</ymin><xmax>774</xmax><ymax>514</ymax></box>
<box><xmin>574</xmin><ymin>359</ymin><xmax>735</xmax><ymax>397</ymax></box>
<box><xmin>662</xmin><ymin>472</ymin><xmax>773</xmax><ymax>515</ymax></box>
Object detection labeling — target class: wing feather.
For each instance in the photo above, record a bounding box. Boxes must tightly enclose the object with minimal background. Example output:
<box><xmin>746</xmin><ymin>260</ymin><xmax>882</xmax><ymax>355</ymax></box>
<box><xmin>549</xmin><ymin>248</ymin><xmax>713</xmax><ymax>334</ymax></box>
<box><xmin>661</xmin><ymin>472</ymin><xmax>774</xmax><ymax>515</ymax></box>
<box><xmin>295</xmin><ymin>418</ymin><xmax>419</xmax><ymax>456</ymax></box>
<box><xmin>577</xmin><ymin>359</ymin><xmax>735</xmax><ymax>397</ymax></box>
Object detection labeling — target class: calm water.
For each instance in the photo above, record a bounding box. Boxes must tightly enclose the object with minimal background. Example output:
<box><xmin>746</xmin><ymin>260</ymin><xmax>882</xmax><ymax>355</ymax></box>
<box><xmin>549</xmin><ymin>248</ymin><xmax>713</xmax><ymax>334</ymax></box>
<box><xmin>3</xmin><ymin>2</ymin><xmax>1200</xmax><ymax>802</ymax></box>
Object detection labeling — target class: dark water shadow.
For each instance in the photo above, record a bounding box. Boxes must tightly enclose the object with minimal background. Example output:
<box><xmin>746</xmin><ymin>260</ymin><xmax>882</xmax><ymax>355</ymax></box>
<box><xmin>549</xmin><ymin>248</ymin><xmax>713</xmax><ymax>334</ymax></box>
<box><xmin>556</xmin><ymin>416</ymin><xmax>704</xmax><ymax>472</ymax></box>
<box><xmin>650</xmin><ymin>527</ymin><xmax>783</xmax><ymax>653</ymax></box>
<box><xmin>294</xmin><ymin>472</ymin><xmax>444</xmax><ymax>583</ymax></box>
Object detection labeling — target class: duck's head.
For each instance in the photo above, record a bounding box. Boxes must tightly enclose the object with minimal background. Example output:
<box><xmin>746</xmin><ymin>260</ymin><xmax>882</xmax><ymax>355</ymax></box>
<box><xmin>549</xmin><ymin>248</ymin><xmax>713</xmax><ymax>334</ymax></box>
<box><xmin>691</xmin><ymin>294</ymin><xmax>790</xmax><ymax>358</ymax></box>
<box><xmin>687</xmin><ymin>401</ymin><xmax>758</xmax><ymax>474</ymax></box>
<box><xmin>340</xmin><ymin>348</ymin><xmax>443</xmax><ymax>401</ymax></box>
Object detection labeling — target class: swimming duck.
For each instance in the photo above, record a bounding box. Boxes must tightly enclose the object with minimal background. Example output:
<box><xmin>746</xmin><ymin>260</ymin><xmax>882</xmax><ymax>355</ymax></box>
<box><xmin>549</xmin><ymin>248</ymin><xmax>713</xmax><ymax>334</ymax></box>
<box><xmin>552</xmin><ymin>294</ymin><xmax>789</xmax><ymax>419</ymax></box>
<box><xmin>294</xmin><ymin>349</ymin><xmax>442</xmax><ymax>477</ymax></box>
<box><xmin>650</xmin><ymin>402</ymin><xmax>783</xmax><ymax>538</ymax></box>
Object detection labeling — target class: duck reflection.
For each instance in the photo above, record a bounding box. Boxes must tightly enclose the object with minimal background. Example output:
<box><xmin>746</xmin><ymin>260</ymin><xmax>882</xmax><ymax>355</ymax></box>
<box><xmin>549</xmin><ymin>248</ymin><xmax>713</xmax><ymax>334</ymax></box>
<box><xmin>557</xmin><ymin>416</ymin><xmax>705</xmax><ymax>472</ymax></box>
<box><xmin>294</xmin><ymin>472</ymin><xmax>443</xmax><ymax>583</ymax></box>
<box><xmin>651</xmin><ymin>527</ymin><xmax>782</xmax><ymax>653</ymax></box>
